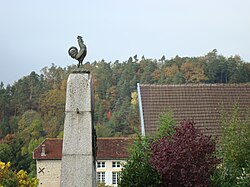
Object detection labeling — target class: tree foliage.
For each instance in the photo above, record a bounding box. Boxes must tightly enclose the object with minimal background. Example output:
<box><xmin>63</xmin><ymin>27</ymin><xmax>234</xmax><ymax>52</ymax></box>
<box><xmin>211</xmin><ymin>107</ymin><xmax>250</xmax><ymax>187</ymax></box>
<box><xmin>150</xmin><ymin>120</ymin><xmax>218</xmax><ymax>187</ymax></box>
<box><xmin>119</xmin><ymin>111</ymin><xmax>176</xmax><ymax>187</ymax></box>
<box><xmin>119</xmin><ymin>135</ymin><xmax>160</xmax><ymax>187</ymax></box>
<box><xmin>156</xmin><ymin>111</ymin><xmax>176</xmax><ymax>138</ymax></box>
<box><xmin>0</xmin><ymin>51</ymin><xmax>249</xmax><ymax>175</ymax></box>
<box><xmin>97</xmin><ymin>182</ymin><xmax>113</xmax><ymax>187</ymax></box>
<box><xmin>0</xmin><ymin>161</ymin><xmax>38</xmax><ymax>187</ymax></box>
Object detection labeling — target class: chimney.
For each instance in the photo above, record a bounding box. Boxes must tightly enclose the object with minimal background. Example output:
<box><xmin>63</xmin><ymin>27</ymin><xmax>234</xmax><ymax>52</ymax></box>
<box><xmin>41</xmin><ymin>144</ymin><xmax>46</xmax><ymax>156</ymax></box>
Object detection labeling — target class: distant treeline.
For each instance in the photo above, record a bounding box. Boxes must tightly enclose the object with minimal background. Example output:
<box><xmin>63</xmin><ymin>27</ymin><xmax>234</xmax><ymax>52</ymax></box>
<box><xmin>0</xmin><ymin>49</ymin><xmax>250</xmax><ymax>174</ymax></box>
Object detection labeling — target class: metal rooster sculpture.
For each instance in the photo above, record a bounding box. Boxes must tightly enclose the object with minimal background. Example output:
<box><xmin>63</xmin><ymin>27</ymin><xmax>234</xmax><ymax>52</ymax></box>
<box><xmin>68</xmin><ymin>36</ymin><xmax>87</xmax><ymax>68</ymax></box>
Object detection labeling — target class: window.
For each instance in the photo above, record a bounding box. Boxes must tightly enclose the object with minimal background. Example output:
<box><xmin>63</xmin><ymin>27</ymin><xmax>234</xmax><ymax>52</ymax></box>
<box><xmin>112</xmin><ymin>172</ymin><xmax>119</xmax><ymax>185</ymax></box>
<box><xmin>97</xmin><ymin>161</ymin><xmax>105</xmax><ymax>168</ymax></box>
<box><xmin>97</xmin><ymin>172</ymin><xmax>105</xmax><ymax>183</ymax></box>
<box><xmin>112</xmin><ymin>161</ymin><xmax>121</xmax><ymax>168</ymax></box>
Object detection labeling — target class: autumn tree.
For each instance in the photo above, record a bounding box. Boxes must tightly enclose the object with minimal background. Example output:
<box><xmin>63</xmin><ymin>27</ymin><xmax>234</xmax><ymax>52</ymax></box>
<box><xmin>163</xmin><ymin>64</ymin><xmax>180</xmax><ymax>83</ymax></box>
<box><xmin>0</xmin><ymin>52</ymin><xmax>250</xmax><ymax>176</ymax></box>
<box><xmin>180</xmin><ymin>61</ymin><xmax>207</xmax><ymax>83</ymax></box>
<box><xmin>150</xmin><ymin>120</ymin><xmax>218</xmax><ymax>187</ymax></box>
<box><xmin>128</xmin><ymin>92</ymin><xmax>140</xmax><ymax>132</ymax></box>
<box><xmin>39</xmin><ymin>88</ymin><xmax>65</xmax><ymax>137</ymax></box>
<box><xmin>0</xmin><ymin>161</ymin><xmax>38</xmax><ymax>187</ymax></box>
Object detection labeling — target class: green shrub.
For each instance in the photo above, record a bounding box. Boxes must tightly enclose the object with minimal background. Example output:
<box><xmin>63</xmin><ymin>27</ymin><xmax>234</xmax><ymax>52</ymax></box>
<box><xmin>211</xmin><ymin>106</ymin><xmax>250</xmax><ymax>187</ymax></box>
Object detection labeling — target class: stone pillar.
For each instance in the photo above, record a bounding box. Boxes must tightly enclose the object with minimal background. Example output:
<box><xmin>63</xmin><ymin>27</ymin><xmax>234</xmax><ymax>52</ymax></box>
<box><xmin>60</xmin><ymin>72</ymin><xmax>96</xmax><ymax>187</ymax></box>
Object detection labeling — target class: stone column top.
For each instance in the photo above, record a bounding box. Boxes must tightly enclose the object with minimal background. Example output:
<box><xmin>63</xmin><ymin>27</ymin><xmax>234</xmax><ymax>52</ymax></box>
<box><xmin>65</xmin><ymin>73</ymin><xmax>93</xmax><ymax>112</ymax></box>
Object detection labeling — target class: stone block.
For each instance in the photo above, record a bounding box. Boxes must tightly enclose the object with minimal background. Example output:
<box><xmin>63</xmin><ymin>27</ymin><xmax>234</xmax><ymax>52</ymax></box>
<box><xmin>62</xmin><ymin>112</ymin><xmax>93</xmax><ymax>155</ymax></box>
<box><xmin>61</xmin><ymin>155</ymin><xmax>96</xmax><ymax>187</ymax></box>
<box><xmin>65</xmin><ymin>73</ymin><xmax>93</xmax><ymax>112</ymax></box>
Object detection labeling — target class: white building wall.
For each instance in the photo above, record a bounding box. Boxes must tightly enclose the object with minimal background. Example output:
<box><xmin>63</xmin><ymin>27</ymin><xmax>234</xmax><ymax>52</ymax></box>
<box><xmin>36</xmin><ymin>159</ymin><xmax>126</xmax><ymax>187</ymax></box>
<box><xmin>36</xmin><ymin>160</ymin><xmax>61</xmax><ymax>187</ymax></box>
<box><xmin>96</xmin><ymin>160</ymin><xmax>125</xmax><ymax>186</ymax></box>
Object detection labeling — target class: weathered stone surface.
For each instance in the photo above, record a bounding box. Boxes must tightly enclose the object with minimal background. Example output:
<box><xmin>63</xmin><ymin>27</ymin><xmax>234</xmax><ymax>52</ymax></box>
<box><xmin>37</xmin><ymin>160</ymin><xmax>61</xmax><ymax>187</ymax></box>
<box><xmin>65</xmin><ymin>73</ymin><xmax>93</xmax><ymax>112</ymax></box>
<box><xmin>60</xmin><ymin>73</ymin><xmax>96</xmax><ymax>187</ymax></box>
<box><xmin>61</xmin><ymin>155</ymin><xmax>95</xmax><ymax>186</ymax></box>
<box><xmin>62</xmin><ymin>112</ymin><xmax>92</xmax><ymax>155</ymax></box>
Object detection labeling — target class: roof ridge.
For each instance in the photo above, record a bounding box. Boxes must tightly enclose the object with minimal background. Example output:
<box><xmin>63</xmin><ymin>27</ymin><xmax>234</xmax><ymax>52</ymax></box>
<box><xmin>33</xmin><ymin>137</ymin><xmax>132</xmax><ymax>160</ymax></box>
<box><xmin>46</xmin><ymin>138</ymin><xmax>63</xmax><ymax>140</ymax></box>
<box><xmin>139</xmin><ymin>83</ymin><xmax>250</xmax><ymax>87</ymax></box>
<box><xmin>97</xmin><ymin>137</ymin><xmax>131</xmax><ymax>140</ymax></box>
<box><xmin>44</xmin><ymin>137</ymin><xmax>130</xmax><ymax>141</ymax></box>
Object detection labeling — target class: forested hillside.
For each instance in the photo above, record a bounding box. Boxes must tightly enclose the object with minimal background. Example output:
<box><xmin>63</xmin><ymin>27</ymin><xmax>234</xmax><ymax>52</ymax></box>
<box><xmin>0</xmin><ymin>49</ymin><xmax>250</xmax><ymax>174</ymax></box>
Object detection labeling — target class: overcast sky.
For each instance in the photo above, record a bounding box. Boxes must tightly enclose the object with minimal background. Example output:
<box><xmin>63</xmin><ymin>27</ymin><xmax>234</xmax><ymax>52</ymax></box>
<box><xmin>0</xmin><ymin>0</ymin><xmax>249</xmax><ymax>85</ymax></box>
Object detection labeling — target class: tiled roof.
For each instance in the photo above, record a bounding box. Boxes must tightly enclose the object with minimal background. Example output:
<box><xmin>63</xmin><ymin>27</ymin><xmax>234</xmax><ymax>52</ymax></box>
<box><xmin>33</xmin><ymin>137</ymin><xmax>132</xmax><ymax>160</ymax></box>
<box><xmin>33</xmin><ymin>138</ymin><xmax>63</xmax><ymax>160</ymax></box>
<box><xmin>97</xmin><ymin>137</ymin><xmax>132</xmax><ymax>159</ymax></box>
<box><xmin>139</xmin><ymin>84</ymin><xmax>250</xmax><ymax>136</ymax></box>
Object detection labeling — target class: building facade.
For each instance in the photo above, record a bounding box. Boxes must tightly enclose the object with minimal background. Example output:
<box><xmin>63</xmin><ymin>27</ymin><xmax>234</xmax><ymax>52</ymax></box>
<box><xmin>33</xmin><ymin>137</ymin><xmax>132</xmax><ymax>187</ymax></box>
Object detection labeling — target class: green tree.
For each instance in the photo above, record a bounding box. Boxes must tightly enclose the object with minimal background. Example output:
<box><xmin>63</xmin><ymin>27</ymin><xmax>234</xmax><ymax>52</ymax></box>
<box><xmin>119</xmin><ymin>111</ymin><xmax>176</xmax><ymax>186</ymax></box>
<box><xmin>139</xmin><ymin>58</ymin><xmax>158</xmax><ymax>84</ymax></box>
<box><xmin>212</xmin><ymin>106</ymin><xmax>250</xmax><ymax>186</ymax></box>
<box><xmin>156</xmin><ymin>111</ymin><xmax>176</xmax><ymax>138</ymax></box>
<box><xmin>0</xmin><ymin>117</ymin><xmax>10</xmax><ymax>138</ymax></box>
<box><xmin>0</xmin><ymin>143</ymin><xmax>12</xmax><ymax>162</ymax></box>
<box><xmin>93</xmin><ymin>60</ymin><xmax>114</xmax><ymax>125</ymax></box>
<box><xmin>203</xmin><ymin>50</ymin><xmax>249</xmax><ymax>83</ymax></box>
<box><xmin>40</xmin><ymin>63</ymin><xmax>68</xmax><ymax>90</ymax></box>
<box><xmin>0</xmin><ymin>83</ymin><xmax>11</xmax><ymax>121</ymax></box>
<box><xmin>11</xmin><ymin>72</ymin><xmax>44</xmax><ymax>116</ymax></box>
<box><xmin>14</xmin><ymin>110</ymin><xmax>45</xmax><ymax>173</ymax></box>
<box><xmin>96</xmin><ymin>124</ymin><xmax>113</xmax><ymax>137</ymax></box>
<box><xmin>119</xmin><ymin>135</ymin><xmax>161</xmax><ymax>187</ymax></box>
<box><xmin>234</xmin><ymin>62</ymin><xmax>250</xmax><ymax>83</ymax></box>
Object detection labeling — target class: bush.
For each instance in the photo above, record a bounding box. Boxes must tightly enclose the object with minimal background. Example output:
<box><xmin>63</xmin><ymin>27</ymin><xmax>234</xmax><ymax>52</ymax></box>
<box><xmin>119</xmin><ymin>135</ymin><xmax>160</xmax><ymax>187</ymax></box>
<box><xmin>119</xmin><ymin>111</ymin><xmax>176</xmax><ymax>187</ymax></box>
<box><xmin>211</xmin><ymin>107</ymin><xmax>250</xmax><ymax>187</ymax></box>
<box><xmin>97</xmin><ymin>182</ymin><xmax>113</xmax><ymax>187</ymax></box>
<box><xmin>150</xmin><ymin>120</ymin><xmax>218</xmax><ymax>187</ymax></box>
<box><xmin>0</xmin><ymin>161</ymin><xmax>38</xmax><ymax>187</ymax></box>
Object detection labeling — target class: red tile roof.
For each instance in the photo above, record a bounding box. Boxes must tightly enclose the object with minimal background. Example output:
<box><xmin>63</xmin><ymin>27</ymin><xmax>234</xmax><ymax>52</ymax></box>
<box><xmin>33</xmin><ymin>137</ymin><xmax>132</xmax><ymax>160</ymax></box>
<box><xmin>139</xmin><ymin>84</ymin><xmax>250</xmax><ymax>136</ymax></box>
<box><xmin>33</xmin><ymin>138</ymin><xmax>62</xmax><ymax>160</ymax></box>
<box><xmin>97</xmin><ymin>137</ymin><xmax>132</xmax><ymax>159</ymax></box>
